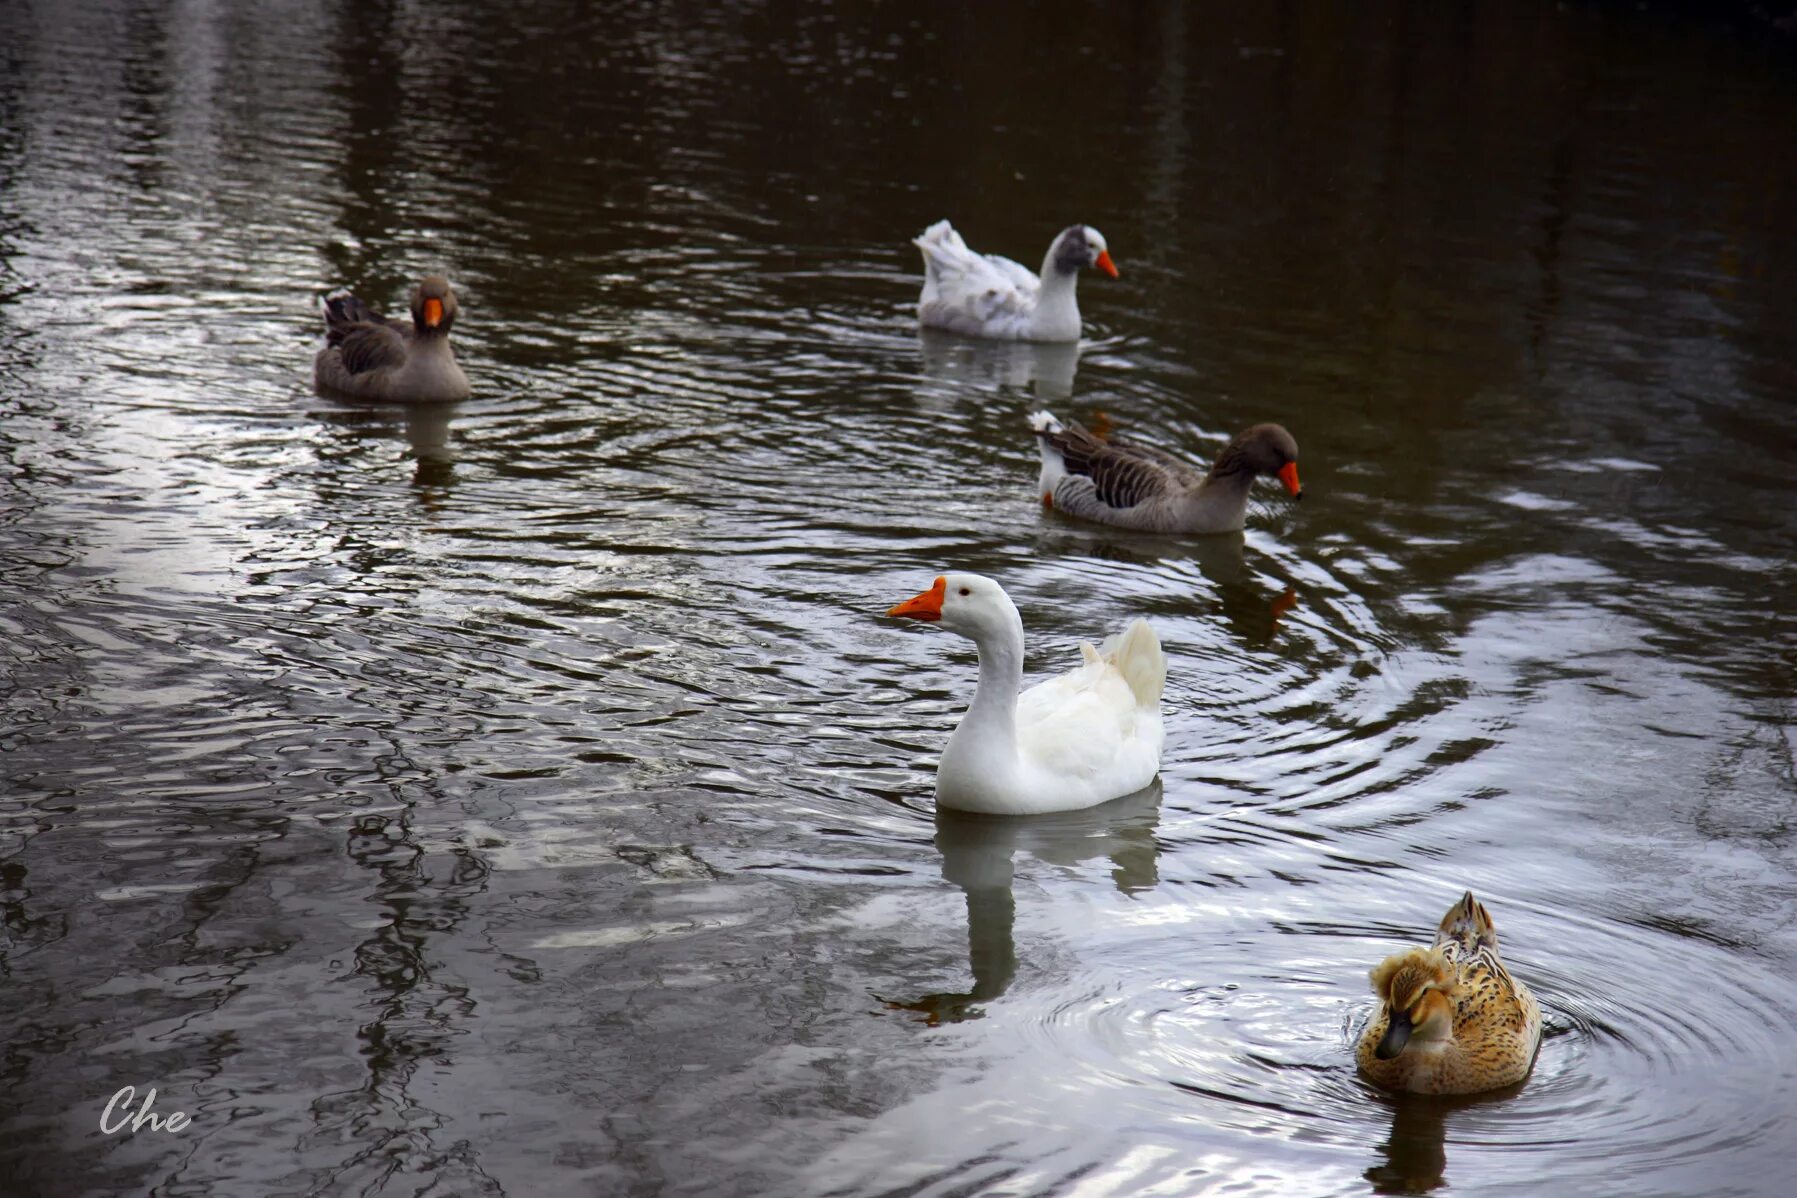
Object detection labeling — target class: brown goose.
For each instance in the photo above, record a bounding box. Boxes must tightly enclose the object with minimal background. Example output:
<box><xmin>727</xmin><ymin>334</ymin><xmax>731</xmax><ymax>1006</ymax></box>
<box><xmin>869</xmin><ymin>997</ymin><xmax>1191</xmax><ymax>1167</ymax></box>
<box><xmin>314</xmin><ymin>276</ymin><xmax>470</xmax><ymax>402</ymax></box>
<box><xmin>1029</xmin><ymin>410</ymin><xmax>1301</xmax><ymax>534</ymax></box>
<box><xmin>1357</xmin><ymin>891</ymin><xmax>1543</xmax><ymax>1095</ymax></box>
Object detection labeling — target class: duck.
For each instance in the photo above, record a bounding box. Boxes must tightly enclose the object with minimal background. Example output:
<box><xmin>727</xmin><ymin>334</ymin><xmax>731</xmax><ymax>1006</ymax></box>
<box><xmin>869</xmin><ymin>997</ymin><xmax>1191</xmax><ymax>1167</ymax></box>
<box><xmin>1357</xmin><ymin>891</ymin><xmax>1543</xmax><ymax>1095</ymax></box>
<box><xmin>886</xmin><ymin>573</ymin><xmax>1164</xmax><ymax>815</ymax></box>
<box><xmin>913</xmin><ymin>221</ymin><xmax>1117</xmax><ymax>342</ymax></box>
<box><xmin>1030</xmin><ymin>410</ymin><xmax>1301</xmax><ymax>534</ymax></box>
<box><xmin>314</xmin><ymin>275</ymin><xmax>471</xmax><ymax>402</ymax></box>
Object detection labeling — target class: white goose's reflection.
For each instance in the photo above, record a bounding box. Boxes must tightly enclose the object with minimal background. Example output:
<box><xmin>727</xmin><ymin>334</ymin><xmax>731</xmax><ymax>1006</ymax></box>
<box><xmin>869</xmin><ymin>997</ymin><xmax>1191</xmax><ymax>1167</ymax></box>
<box><xmin>915</xmin><ymin>328</ymin><xmax>1082</xmax><ymax>401</ymax></box>
<box><xmin>886</xmin><ymin>782</ymin><xmax>1162</xmax><ymax>1025</ymax></box>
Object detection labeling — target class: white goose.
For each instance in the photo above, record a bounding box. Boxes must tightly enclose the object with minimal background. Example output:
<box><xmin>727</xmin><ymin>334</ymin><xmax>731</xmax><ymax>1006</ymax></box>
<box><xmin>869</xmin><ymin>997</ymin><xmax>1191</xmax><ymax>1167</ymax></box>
<box><xmin>887</xmin><ymin>573</ymin><xmax>1164</xmax><ymax>815</ymax></box>
<box><xmin>913</xmin><ymin>221</ymin><xmax>1117</xmax><ymax>342</ymax></box>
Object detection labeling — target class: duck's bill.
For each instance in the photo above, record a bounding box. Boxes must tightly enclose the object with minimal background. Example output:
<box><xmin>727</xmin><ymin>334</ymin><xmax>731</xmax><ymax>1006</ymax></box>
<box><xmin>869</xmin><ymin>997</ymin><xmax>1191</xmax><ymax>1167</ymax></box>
<box><xmin>1277</xmin><ymin>461</ymin><xmax>1302</xmax><ymax>499</ymax></box>
<box><xmin>887</xmin><ymin>576</ymin><xmax>946</xmax><ymax>621</ymax></box>
<box><xmin>1094</xmin><ymin>250</ymin><xmax>1119</xmax><ymax>279</ymax></box>
<box><xmin>424</xmin><ymin>298</ymin><xmax>444</xmax><ymax>327</ymax></box>
<box><xmin>1374</xmin><ymin>1011</ymin><xmax>1412</xmax><ymax>1060</ymax></box>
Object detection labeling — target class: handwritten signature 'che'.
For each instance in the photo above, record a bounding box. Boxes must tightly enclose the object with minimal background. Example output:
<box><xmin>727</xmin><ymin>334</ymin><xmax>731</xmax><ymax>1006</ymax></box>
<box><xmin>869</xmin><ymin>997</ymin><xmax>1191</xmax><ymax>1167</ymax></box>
<box><xmin>100</xmin><ymin>1086</ymin><xmax>191</xmax><ymax>1135</ymax></box>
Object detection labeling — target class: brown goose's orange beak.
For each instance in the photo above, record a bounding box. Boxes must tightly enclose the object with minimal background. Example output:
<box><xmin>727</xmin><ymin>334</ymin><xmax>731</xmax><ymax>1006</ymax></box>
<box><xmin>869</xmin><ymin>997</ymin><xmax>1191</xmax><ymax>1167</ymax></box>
<box><xmin>888</xmin><ymin>576</ymin><xmax>946</xmax><ymax>621</ymax></box>
<box><xmin>423</xmin><ymin>297</ymin><xmax>444</xmax><ymax>328</ymax></box>
<box><xmin>1277</xmin><ymin>461</ymin><xmax>1302</xmax><ymax>499</ymax></box>
<box><xmin>1094</xmin><ymin>250</ymin><xmax>1119</xmax><ymax>279</ymax></box>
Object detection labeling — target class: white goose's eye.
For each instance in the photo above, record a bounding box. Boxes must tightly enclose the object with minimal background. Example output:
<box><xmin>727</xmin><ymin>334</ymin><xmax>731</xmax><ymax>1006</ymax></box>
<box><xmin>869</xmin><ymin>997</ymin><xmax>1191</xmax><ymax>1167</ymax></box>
<box><xmin>958</xmin><ymin>587</ymin><xmax>971</xmax><ymax>596</ymax></box>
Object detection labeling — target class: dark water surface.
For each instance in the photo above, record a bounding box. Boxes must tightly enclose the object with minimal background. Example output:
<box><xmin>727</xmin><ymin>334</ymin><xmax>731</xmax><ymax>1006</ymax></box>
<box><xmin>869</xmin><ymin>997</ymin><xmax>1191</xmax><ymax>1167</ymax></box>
<box><xmin>3</xmin><ymin>2</ymin><xmax>1795</xmax><ymax>1195</ymax></box>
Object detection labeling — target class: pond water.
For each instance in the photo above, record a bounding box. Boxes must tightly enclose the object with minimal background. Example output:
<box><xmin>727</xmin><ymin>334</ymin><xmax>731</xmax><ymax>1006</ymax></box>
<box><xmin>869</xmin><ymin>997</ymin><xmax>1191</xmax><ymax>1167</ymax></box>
<box><xmin>3</xmin><ymin>2</ymin><xmax>1795</xmax><ymax>1195</ymax></box>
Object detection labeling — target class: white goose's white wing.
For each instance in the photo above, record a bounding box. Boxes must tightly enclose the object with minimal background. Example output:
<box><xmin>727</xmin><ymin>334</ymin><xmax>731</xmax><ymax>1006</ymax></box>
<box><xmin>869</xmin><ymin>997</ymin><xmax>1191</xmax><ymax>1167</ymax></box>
<box><xmin>1014</xmin><ymin>640</ymin><xmax>1163</xmax><ymax>796</ymax></box>
<box><xmin>914</xmin><ymin>220</ymin><xmax>1042</xmax><ymax>339</ymax></box>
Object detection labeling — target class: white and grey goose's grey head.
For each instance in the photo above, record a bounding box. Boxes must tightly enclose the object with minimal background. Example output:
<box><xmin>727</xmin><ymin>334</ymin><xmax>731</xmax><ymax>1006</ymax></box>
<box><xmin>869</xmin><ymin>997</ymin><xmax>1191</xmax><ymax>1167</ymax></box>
<box><xmin>1045</xmin><ymin>225</ymin><xmax>1118</xmax><ymax>280</ymax></box>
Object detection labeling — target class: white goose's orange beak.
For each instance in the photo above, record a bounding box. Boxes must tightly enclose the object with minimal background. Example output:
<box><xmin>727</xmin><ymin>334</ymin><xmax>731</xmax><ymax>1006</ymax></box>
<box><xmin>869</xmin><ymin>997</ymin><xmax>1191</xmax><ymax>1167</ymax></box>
<box><xmin>888</xmin><ymin>576</ymin><xmax>946</xmax><ymax>621</ymax></box>
<box><xmin>1277</xmin><ymin>461</ymin><xmax>1302</xmax><ymax>499</ymax></box>
<box><xmin>1094</xmin><ymin>249</ymin><xmax>1119</xmax><ymax>279</ymax></box>
<box><xmin>423</xmin><ymin>297</ymin><xmax>444</xmax><ymax>328</ymax></box>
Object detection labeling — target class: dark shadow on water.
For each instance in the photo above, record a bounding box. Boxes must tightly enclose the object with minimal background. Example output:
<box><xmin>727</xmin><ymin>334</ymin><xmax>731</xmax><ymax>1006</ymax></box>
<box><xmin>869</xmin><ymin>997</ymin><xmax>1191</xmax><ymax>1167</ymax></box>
<box><xmin>884</xmin><ymin>782</ymin><xmax>1162</xmax><ymax>1025</ymax></box>
<box><xmin>1362</xmin><ymin>1080</ymin><xmax>1528</xmax><ymax>1195</ymax></box>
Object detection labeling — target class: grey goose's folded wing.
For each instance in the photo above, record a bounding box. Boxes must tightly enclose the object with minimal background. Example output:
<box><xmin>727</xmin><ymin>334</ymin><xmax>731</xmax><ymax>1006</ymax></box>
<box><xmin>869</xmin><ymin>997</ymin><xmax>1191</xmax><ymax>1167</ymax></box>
<box><xmin>322</xmin><ymin>291</ymin><xmax>410</xmax><ymax>346</ymax></box>
<box><xmin>333</xmin><ymin>321</ymin><xmax>410</xmax><ymax>377</ymax></box>
<box><xmin>1044</xmin><ymin>421</ymin><xmax>1193</xmax><ymax>510</ymax></box>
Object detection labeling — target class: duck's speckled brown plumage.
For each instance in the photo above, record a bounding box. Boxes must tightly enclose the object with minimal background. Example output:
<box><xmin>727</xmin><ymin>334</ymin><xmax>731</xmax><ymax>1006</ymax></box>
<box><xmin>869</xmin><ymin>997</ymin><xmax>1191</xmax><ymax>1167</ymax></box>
<box><xmin>1030</xmin><ymin>411</ymin><xmax>1300</xmax><ymax>534</ymax></box>
<box><xmin>314</xmin><ymin>275</ymin><xmax>470</xmax><ymax>403</ymax></box>
<box><xmin>1357</xmin><ymin>891</ymin><xmax>1542</xmax><ymax>1095</ymax></box>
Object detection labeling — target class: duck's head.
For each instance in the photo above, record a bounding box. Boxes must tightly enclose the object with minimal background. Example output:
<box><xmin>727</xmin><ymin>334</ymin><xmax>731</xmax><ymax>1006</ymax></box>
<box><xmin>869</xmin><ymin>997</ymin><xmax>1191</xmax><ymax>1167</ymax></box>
<box><xmin>1216</xmin><ymin>423</ymin><xmax>1302</xmax><ymax>499</ymax></box>
<box><xmin>1051</xmin><ymin>225</ymin><xmax>1118</xmax><ymax>279</ymax></box>
<box><xmin>411</xmin><ymin>276</ymin><xmax>460</xmax><ymax>337</ymax></box>
<box><xmin>888</xmin><ymin>573</ymin><xmax>1021</xmax><ymax>641</ymax></box>
<box><xmin>1369</xmin><ymin>948</ymin><xmax>1457</xmax><ymax>1059</ymax></box>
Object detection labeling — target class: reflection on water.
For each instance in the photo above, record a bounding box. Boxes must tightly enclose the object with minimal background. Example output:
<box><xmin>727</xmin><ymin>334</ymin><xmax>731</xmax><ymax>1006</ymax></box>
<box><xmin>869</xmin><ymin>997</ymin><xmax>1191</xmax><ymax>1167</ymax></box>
<box><xmin>887</xmin><ymin>785</ymin><xmax>1162</xmax><ymax>1025</ymax></box>
<box><xmin>1361</xmin><ymin>1088</ymin><xmax>1511</xmax><ymax>1195</ymax></box>
<box><xmin>916</xmin><ymin>329</ymin><xmax>1084</xmax><ymax>400</ymax></box>
<box><xmin>314</xmin><ymin>396</ymin><xmax>461</xmax><ymax>482</ymax></box>
<box><xmin>3</xmin><ymin>0</ymin><xmax>1796</xmax><ymax>1195</ymax></box>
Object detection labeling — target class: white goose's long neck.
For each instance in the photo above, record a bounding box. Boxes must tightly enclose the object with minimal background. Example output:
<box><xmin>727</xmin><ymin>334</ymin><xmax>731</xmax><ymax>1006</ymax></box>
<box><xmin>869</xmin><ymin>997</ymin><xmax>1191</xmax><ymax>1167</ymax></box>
<box><xmin>945</xmin><ymin>615</ymin><xmax>1025</xmax><ymax>771</ymax></box>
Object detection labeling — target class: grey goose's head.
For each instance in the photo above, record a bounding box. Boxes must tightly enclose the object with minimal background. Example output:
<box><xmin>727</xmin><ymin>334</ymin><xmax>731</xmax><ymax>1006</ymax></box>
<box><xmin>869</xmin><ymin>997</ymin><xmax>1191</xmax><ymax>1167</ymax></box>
<box><xmin>410</xmin><ymin>276</ymin><xmax>460</xmax><ymax>337</ymax></box>
<box><xmin>1210</xmin><ymin>424</ymin><xmax>1301</xmax><ymax>499</ymax></box>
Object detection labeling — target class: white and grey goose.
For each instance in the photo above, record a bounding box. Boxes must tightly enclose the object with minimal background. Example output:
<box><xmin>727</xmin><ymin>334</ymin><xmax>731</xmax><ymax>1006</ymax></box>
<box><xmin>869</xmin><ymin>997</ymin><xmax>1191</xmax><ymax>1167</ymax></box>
<box><xmin>913</xmin><ymin>221</ymin><xmax>1118</xmax><ymax>342</ymax></box>
<box><xmin>1030</xmin><ymin>411</ymin><xmax>1302</xmax><ymax>534</ymax></box>
<box><xmin>314</xmin><ymin>275</ymin><xmax>471</xmax><ymax>403</ymax></box>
